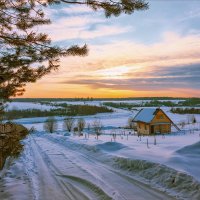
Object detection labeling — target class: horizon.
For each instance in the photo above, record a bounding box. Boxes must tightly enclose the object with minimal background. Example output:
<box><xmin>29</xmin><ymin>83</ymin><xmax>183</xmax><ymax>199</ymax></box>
<box><xmin>12</xmin><ymin>96</ymin><xmax>200</xmax><ymax>100</ymax></box>
<box><xmin>21</xmin><ymin>0</ymin><xmax>200</xmax><ymax>98</ymax></box>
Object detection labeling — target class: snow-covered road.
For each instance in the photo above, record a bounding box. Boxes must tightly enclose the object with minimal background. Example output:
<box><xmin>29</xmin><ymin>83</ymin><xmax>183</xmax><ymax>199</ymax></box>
<box><xmin>1</xmin><ymin>134</ymin><xmax>175</xmax><ymax>200</ymax></box>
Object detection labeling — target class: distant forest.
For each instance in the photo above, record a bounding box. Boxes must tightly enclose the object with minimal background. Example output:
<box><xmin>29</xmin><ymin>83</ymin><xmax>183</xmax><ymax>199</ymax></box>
<box><xmin>11</xmin><ymin>97</ymin><xmax>190</xmax><ymax>102</ymax></box>
<box><xmin>103</xmin><ymin>98</ymin><xmax>200</xmax><ymax>109</ymax></box>
<box><xmin>171</xmin><ymin>108</ymin><xmax>200</xmax><ymax>114</ymax></box>
<box><xmin>4</xmin><ymin>105</ymin><xmax>113</xmax><ymax>120</ymax></box>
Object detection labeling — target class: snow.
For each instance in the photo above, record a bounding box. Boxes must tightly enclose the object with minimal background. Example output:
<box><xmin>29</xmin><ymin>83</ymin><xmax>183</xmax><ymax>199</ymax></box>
<box><xmin>133</xmin><ymin>108</ymin><xmax>157</xmax><ymax>122</ymax></box>
<box><xmin>95</xmin><ymin>142</ymin><xmax>127</xmax><ymax>152</ymax></box>
<box><xmin>46</xmin><ymin>130</ymin><xmax>200</xmax><ymax>182</ymax></box>
<box><xmin>2</xmin><ymin>131</ymin><xmax>200</xmax><ymax>199</ymax></box>
<box><xmin>6</xmin><ymin>102</ymin><xmax>56</xmax><ymax>111</ymax></box>
<box><xmin>1</xmin><ymin>135</ymin><xmax>176</xmax><ymax>200</ymax></box>
<box><xmin>6</xmin><ymin>99</ymin><xmax>186</xmax><ymax>111</ymax></box>
<box><xmin>1</xmin><ymin>100</ymin><xmax>200</xmax><ymax>199</ymax></box>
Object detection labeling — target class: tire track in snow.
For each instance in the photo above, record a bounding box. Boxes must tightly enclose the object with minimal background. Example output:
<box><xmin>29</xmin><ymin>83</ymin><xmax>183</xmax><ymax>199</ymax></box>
<box><xmin>33</xmin><ymin>136</ymin><xmax>125</xmax><ymax>199</ymax></box>
<box><xmin>33</xmin><ymin>135</ymin><xmax>174</xmax><ymax>200</ymax></box>
<box><xmin>58</xmin><ymin>175</ymin><xmax>112</xmax><ymax>200</ymax></box>
<box><xmin>41</xmin><ymin>135</ymin><xmax>176</xmax><ymax>200</ymax></box>
<box><xmin>31</xmin><ymin>136</ymin><xmax>112</xmax><ymax>200</ymax></box>
<box><xmin>23</xmin><ymin>136</ymin><xmax>96</xmax><ymax>200</ymax></box>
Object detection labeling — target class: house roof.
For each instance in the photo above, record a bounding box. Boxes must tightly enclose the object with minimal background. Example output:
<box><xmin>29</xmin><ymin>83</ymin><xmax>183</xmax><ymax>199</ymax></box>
<box><xmin>133</xmin><ymin>108</ymin><xmax>158</xmax><ymax>123</ymax></box>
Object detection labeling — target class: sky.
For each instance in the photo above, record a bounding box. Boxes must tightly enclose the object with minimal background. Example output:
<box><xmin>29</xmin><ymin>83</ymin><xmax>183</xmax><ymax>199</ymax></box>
<box><xmin>23</xmin><ymin>0</ymin><xmax>200</xmax><ymax>98</ymax></box>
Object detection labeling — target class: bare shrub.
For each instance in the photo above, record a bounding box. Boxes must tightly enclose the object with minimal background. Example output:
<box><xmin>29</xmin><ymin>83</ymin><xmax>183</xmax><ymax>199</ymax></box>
<box><xmin>63</xmin><ymin>117</ymin><xmax>75</xmax><ymax>132</ymax></box>
<box><xmin>92</xmin><ymin>119</ymin><xmax>103</xmax><ymax>140</ymax></box>
<box><xmin>87</xmin><ymin>123</ymin><xmax>91</xmax><ymax>131</ymax></box>
<box><xmin>77</xmin><ymin>118</ymin><xmax>86</xmax><ymax>134</ymax></box>
<box><xmin>191</xmin><ymin>115</ymin><xmax>197</xmax><ymax>124</ymax></box>
<box><xmin>180</xmin><ymin>121</ymin><xmax>186</xmax><ymax>129</ymax></box>
<box><xmin>44</xmin><ymin>117</ymin><xmax>57</xmax><ymax>133</ymax></box>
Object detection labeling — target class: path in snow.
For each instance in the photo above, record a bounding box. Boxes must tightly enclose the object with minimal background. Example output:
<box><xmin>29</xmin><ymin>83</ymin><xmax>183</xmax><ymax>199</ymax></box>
<box><xmin>8</xmin><ymin>134</ymin><xmax>174</xmax><ymax>200</ymax></box>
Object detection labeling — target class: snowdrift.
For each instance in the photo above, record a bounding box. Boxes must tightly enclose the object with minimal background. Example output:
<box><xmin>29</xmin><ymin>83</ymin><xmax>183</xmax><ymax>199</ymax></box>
<box><xmin>95</xmin><ymin>142</ymin><xmax>127</xmax><ymax>152</ymax></box>
<box><xmin>43</xmin><ymin>134</ymin><xmax>128</xmax><ymax>153</ymax></box>
<box><xmin>176</xmin><ymin>141</ymin><xmax>200</xmax><ymax>155</ymax></box>
<box><xmin>38</xmin><ymin>134</ymin><xmax>200</xmax><ymax>199</ymax></box>
<box><xmin>113</xmin><ymin>157</ymin><xmax>200</xmax><ymax>199</ymax></box>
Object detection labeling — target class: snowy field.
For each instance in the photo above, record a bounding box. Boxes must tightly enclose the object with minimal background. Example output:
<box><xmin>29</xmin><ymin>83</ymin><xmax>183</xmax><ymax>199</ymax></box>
<box><xmin>6</xmin><ymin>102</ymin><xmax>58</xmax><ymax>111</ymax></box>
<box><xmin>6</xmin><ymin>99</ymin><xmax>185</xmax><ymax>110</ymax></box>
<box><xmin>1</xmin><ymin>100</ymin><xmax>200</xmax><ymax>200</ymax></box>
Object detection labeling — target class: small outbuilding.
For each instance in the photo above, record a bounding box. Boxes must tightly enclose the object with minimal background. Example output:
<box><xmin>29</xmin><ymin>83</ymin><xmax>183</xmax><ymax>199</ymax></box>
<box><xmin>132</xmin><ymin>108</ymin><xmax>180</xmax><ymax>135</ymax></box>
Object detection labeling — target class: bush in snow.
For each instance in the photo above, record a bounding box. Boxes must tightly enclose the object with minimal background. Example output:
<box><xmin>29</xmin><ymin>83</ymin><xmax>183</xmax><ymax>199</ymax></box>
<box><xmin>77</xmin><ymin>118</ymin><xmax>85</xmax><ymax>134</ymax></box>
<box><xmin>191</xmin><ymin>115</ymin><xmax>197</xmax><ymax>124</ymax></box>
<box><xmin>179</xmin><ymin>121</ymin><xmax>186</xmax><ymax>129</ymax></box>
<box><xmin>44</xmin><ymin>117</ymin><xmax>57</xmax><ymax>133</ymax></box>
<box><xmin>92</xmin><ymin>119</ymin><xmax>103</xmax><ymax>140</ymax></box>
<box><xmin>87</xmin><ymin>122</ymin><xmax>91</xmax><ymax>131</ymax></box>
<box><xmin>63</xmin><ymin>117</ymin><xmax>75</xmax><ymax>132</ymax></box>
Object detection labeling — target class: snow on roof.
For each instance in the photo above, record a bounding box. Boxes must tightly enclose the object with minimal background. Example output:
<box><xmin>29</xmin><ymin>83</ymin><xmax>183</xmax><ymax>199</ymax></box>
<box><xmin>133</xmin><ymin>108</ymin><xmax>157</xmax><ymax>123</ymax></box>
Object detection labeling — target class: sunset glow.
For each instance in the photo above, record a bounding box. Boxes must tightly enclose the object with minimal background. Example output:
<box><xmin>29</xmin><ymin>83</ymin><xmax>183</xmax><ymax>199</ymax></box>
<box><xmin>22</xmin><ymin>0</ymin><xmax>200</xmax><ymax>98</ymax></box>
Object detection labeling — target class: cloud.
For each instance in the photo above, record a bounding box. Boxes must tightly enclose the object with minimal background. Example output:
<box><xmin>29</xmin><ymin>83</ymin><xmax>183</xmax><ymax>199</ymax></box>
<box><xmin>91</xmin><ymin>32</ymin><xmax>200</xmax><ymax>69</ymax></box>
<box><xmin>59</xmin><ymin>63</ymin><xmax>200</xmax><ymax>93</ymax></box>
<box><xmin>60</xmin><ymin>5</ymin><xmax>96</xmax><ymax>15</ymax></box>
<box><xmin>41</xmin><ymin>15</ymin><xmax>131</xmax><ymax>41</ymax></box>
<box><xmin>60</xmin><ymin>76</ymin><xmax>199</xmax><ymax>91</ymax></box>
<box><xmin>23</xmin><ymin>2</ymin><xmax>200</xmax><ymax>98</ymax></box>
<box><xmin>43</xmin><ymin>5</ymin><xmax>95</xmax><ymax>19</ymax></box>
<box><xmin>180</xmin><ymin>8</ymin><xmax>200</xmax><ymax>22</ymax></box>
<box><xmin>41</xmin><ymin>32</ymin><xmax>200</xmax><ymax>87</ymax></box>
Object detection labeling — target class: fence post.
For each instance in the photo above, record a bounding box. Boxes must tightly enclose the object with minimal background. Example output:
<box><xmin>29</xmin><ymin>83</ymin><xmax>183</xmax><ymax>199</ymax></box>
<box><xmin>147</xmin><ymin>138</ymin><xmax>149</xmax><ymax>148</ymax></box>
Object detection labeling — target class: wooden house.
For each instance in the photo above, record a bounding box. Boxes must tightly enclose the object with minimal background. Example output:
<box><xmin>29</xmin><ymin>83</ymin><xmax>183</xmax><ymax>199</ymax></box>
<box><xmin>133</xmin><ymin>108</ymin><xmax>180</xmax><ymax>135</ymax></box>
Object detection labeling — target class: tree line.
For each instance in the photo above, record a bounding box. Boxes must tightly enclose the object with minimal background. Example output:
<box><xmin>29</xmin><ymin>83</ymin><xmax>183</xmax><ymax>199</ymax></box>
<box><xmin>11</xmin><ymin>97</ymin><xmax>189</xmax><ymax>102</ymax></box>
<box><xmin>103</xmin><ymin>99</ymin><xmax>200</xmax><ymax>110</ymax></box>
<box><xmin>3</xmin><ymin>105</ymin><xmax>113</xmax><ymax>120</ymax></box>
<box><xmin>171</xmin><ymin>108</ymin><xmax>200</xmax><ymax>114</ymax></box>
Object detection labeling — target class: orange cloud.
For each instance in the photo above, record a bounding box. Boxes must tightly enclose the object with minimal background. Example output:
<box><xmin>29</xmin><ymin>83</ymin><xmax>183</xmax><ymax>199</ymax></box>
<box><xmin>22</xmin><ymin>32</ymin><xmax>200</xmax><ymax>98</ymax></box>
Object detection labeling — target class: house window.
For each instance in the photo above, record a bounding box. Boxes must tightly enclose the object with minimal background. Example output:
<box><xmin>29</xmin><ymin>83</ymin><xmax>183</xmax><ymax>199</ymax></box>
<box><xmin>160</xmin><ymin>115</ymin><xmax>164</xmax><ymax>119</ymax></box>
<box><xmin>145</xmin><ymin>124</ymin><xmax>147</xmax><ymax>130</ymax></box>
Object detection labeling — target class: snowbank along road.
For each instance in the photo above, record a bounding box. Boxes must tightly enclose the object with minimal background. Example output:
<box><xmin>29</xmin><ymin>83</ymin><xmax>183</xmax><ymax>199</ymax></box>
<box><xmin>0</xmin><ymin>134</ymin><xmax>177</xmax><ymax>200</ymax></box>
